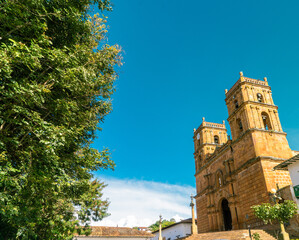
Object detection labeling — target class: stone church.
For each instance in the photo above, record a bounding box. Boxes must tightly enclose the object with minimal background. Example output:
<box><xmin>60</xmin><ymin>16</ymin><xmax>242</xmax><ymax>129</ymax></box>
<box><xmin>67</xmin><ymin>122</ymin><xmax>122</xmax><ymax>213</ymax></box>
<box><xmin>193</xmin><ymin>72</ymin><xmax>297</xmax><ymax>233</ymax></box>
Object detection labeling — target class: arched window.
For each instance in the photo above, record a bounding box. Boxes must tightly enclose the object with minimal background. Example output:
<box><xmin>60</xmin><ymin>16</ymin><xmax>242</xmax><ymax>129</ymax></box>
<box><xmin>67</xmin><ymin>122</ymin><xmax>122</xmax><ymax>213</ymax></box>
<box><xmin>218</xmin><ymin>175</ymin><xmax>222</xmax><ymax>187</ymax></box>
<box><xmin>261</xmin><ymin>112</ymin><xmax>272</xmax><ymax>130</ymax></box>
<box><xmin>196</xmin><ymin>133</ymin><xmax>200</xmax><ymax>146</ymax></box>
<box><xmin>214</xmin><ymin>135</ymin><xmax>219</xmax><ymax>144</ymax></box>
<box><xmin>257</xmin><ymin>93</ymin><xmax>264</xmax><ymax>103</ymax></box>
<box><xmin>234</xmin><ymin>100</ymin><xmax>239</xmax><ymax>109</ymax></box>
<box><xmin>236</xmin><ymin>118</ymin><xmax>243</xmax><ymax>132</ymax></box>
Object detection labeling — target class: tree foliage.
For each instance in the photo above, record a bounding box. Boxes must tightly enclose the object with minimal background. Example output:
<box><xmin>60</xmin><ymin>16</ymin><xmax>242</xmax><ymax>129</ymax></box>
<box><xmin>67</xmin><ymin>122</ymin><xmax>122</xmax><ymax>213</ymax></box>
<box><xmin>0</xmin><ymin>0</ymin><xmax>121</xmax><ymax>239</ymax></box>
<box><xmin>251</xmin><ymin>200</ymin><xmax>298</xmax><ymax>225</ymax></box>
<box><xmin>149</xmin><ymin>219</ymin><xmax>176</xmax><ymax>232</ymax></box>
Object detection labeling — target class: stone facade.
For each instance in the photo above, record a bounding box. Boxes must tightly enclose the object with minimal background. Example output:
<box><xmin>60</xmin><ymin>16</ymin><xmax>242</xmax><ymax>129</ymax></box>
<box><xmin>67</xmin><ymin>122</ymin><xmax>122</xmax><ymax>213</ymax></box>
<box><xmin>193</xmin><ymin>72</ymin><xmax>296</xmax><ymax>233</ymax></box>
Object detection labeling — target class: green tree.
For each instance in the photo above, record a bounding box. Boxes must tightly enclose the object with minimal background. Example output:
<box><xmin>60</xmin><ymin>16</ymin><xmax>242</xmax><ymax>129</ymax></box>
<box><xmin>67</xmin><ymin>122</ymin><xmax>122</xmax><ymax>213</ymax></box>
<box><xmin>251</xmin><ymin>200</ymin><xmax>298</xmax><ymax>225</ymax></box>
<box><xmin>149</xmin><ymin>219</ymin><xmax>176</xmax><ymax>232</ymax></box>
<box><xmin>252</xmin><ymin>200</ymin><xmax>298</xmax><ymax>240</ymax></box>
<box><xmin>0</xmin><ymin>0</ymin><xmax>121</xmax><ymax>239</ymax></box>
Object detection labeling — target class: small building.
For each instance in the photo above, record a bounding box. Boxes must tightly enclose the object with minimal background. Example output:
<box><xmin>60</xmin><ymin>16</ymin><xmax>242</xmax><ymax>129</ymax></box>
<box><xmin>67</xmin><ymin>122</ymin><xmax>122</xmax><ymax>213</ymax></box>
<box><xmin>151</xmin><ymin>219</ymin><xmax>196</xmax><ymax>240</ymax></box>
<box><xmin>274</xmin><ymin>154</ymin><xmax>299</xmax><ymax>208</ymax></box>
<box><xmin>75</xmin><ymin>226</ymin><xmax>154</xmax><ymax>240</ymax></box>
<box><xmin>136</xmin><ymin>227</ymin><xmax>151</xmax><ymax>232</ymax></box>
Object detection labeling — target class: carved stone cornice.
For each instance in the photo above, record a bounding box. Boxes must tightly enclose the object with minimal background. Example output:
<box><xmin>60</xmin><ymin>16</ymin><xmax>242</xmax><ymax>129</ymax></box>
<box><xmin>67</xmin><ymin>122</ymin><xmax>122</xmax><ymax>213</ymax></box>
<box><xmin>233</xmin><ymin>128</ymin><xmax>286</xmax><ymax>144</ymax></box>
<box><xmin>225</xmin><ymin>78</ymin><xmax>270</xmax><ymax>101</ymax></box>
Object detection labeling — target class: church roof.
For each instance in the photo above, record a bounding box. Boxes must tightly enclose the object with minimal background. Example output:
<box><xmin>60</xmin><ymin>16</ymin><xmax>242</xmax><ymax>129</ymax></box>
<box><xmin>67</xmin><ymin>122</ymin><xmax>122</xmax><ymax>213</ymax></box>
<box><xmin>273</xmin><ymin>154</ymin><xmax>299</xmax><ymax>170</ymax></box>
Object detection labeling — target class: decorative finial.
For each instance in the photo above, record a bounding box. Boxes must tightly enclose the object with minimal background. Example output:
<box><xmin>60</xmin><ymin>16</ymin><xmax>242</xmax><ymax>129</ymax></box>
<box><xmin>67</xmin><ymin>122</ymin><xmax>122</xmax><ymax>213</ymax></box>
<box><xmin>202</xmin><ymin>117</ymin><xmax>205</xmax><ymax>122</ymax></box>
<box><xmin>225</xmin><ymin>89</ymin><xmax>228</xmax><ymax>94</ymax></box>
<box><xmin>264</xmin><ymin>77</ymin><xmax>267</xmax><ymax>82</ymax></box>
<box><xmin>193</xmin><ymin>128</ymin><xmax>196</xmax><ymax>133</ymax></box>
<box><xmin>239</xmin><ymin>71</ymin><xmax>243</xmax><ymax>77</ymax></box>
<box><xmin>222</xmin><ymin>120</ymin><xmax>225</xmax><ymax>125</ymax></box>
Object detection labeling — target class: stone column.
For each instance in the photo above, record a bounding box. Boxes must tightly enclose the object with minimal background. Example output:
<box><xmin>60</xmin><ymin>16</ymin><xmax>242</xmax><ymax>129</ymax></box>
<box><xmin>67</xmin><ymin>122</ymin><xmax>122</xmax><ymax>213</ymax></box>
<box><xmin>251</xmin><ymin>87</ymin><xmax>255</xmax><ymax>101</ymax></box>
<box><xmin>190</xmin><ymin>195</ymin><xmax>198</xmax><ymax>234</ymax></box>
<box><xmin>158</xmin><ymin>215</ymin><xmax>163</xmax><ymax>240</ymax></box>
<box><xmin>256</xmin><ymin>107</ymin><xmax>262</xmax><ymax>129</ymax></box>
<box><xmin>213</xmin><ymin>212</ymin><xmax>218</xmax><ymax>231</ymax></box>
<box><xmin>223</xmin><ymin>160</ymin><xmax>229</xmax><ymax>175</ymax></box>
<box><xmin>250</xmin><ymin>106</ymin><xmax>257</xmax><ymax>128</ymax></box>
<box><xmin>242</xmin><ymin>110</ymin><xmax>249</xmax><ymax>130</ymax></box>
<box><xmin>228</xmin><ymin>183</ymin><xmax>234</xmax><ymax>196</ymax></box>
<box><xmin>273</xmin><ymin>110</ymin><xmax>283</xmax><ymax>132</ymax></box>
<box><xmin>229</xmin><ymin>202</ymin><xmax>239</xmax><ymax>230</ymax></box>
<box><xmin>228</xmin><ymin>158</ymin><xmax>235</xmax><ymax>173</ymax></box>
<box><xmin>216</xmin><ymin>211</ymin><xmax>222</xmax><ymax>231</ymax></box>
<box><xmin>208</xmin><ymin>213</ymin><xmax>213</xmax><ymax>231</ymax></box>
<box><xmin>244</xmin><ymin>105</ymin><xmax>251</xmax><ymax>129</ymax></box>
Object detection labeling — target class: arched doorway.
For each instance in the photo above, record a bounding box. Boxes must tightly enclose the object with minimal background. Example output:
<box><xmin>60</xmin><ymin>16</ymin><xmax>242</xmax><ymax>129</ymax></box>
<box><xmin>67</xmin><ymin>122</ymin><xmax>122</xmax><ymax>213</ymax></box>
<box><xmin>221</xmin><ymin>198</ymin><xmax>232</xmax><ymax>231</ymax></box>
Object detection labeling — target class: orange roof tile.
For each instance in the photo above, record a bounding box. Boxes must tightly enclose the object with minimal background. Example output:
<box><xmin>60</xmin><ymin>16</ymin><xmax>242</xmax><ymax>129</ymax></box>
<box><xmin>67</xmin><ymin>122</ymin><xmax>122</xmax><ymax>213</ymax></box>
<box><xmin>77</xmin><ymin>226</ymin><xmax>154</xmax><ymax>237</ymax></box>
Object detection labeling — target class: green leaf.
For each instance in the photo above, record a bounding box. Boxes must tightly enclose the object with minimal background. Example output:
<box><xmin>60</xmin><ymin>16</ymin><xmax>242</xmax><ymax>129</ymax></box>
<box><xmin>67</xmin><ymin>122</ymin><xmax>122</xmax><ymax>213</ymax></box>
<box><xmin>0</xmin><ymin>0</ymin><xmax>121</xmax><ymax>239</ymax></box>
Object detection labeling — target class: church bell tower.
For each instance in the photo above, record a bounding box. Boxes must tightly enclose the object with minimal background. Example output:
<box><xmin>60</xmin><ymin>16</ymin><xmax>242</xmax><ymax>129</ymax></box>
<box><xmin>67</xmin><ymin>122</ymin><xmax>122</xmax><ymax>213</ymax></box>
<box><xmin>225</xmin><ymin>72</ymin><xmax>292</xmax><ymax>160</ymax></box>
<box><xmin>193</xmin><ymin>118</ymin><xmax>228</xmax><ymax>172</ymax></box>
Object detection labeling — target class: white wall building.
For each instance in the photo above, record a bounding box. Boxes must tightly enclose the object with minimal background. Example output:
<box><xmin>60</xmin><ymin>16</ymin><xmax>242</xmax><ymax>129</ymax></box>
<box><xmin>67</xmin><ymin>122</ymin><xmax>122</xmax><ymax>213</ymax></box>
<box><xmin>274</xmin><ymin>154</ymin><xmax>299</xmax><ymax>209</ymax></box>
<box><xmin>151</xmin><ymin>219</ymin><xmax>195</xmax><ymax>240</ymax></box>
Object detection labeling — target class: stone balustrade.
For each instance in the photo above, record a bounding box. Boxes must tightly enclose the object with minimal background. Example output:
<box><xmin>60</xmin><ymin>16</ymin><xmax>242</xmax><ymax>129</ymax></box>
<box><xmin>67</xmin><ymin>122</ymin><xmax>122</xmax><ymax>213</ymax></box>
<box><xmin>202</xmin><ymin>122</ymin><xmax>225</xmax><ymax>128</ymax></box>
<box><xmin>243</xmin><ymin>77</ymin><xmax>268</xmax><ymax>86</ymax></box>
<box><xmin>226</xmin><ymin>76</ymin><xmax>268</xmax><ymax>97</ymax></box>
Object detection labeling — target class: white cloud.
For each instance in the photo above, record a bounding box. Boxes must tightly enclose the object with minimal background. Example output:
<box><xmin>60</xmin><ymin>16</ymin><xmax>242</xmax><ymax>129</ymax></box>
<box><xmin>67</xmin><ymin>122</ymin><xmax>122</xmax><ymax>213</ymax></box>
<box><xmin>90</xmin><ymin>177</ymin><xmax>196</xmax><ymax>227</ymax></box>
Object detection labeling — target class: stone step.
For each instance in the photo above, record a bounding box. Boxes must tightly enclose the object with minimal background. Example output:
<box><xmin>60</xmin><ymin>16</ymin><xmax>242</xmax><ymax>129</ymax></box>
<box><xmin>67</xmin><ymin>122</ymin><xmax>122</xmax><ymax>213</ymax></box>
<box><xmin>183</xmin><ymin>229</ymin><xmax>276</xmax><ymax>240</ymax></box>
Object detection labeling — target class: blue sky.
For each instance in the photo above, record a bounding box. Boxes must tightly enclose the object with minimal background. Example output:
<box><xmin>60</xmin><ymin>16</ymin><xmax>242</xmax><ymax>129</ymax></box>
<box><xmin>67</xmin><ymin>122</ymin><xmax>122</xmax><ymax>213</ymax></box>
<box><xmin>91</xmin><ymin>0</ymin><xmax>299</xmax><ymax>225</ymax></box>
